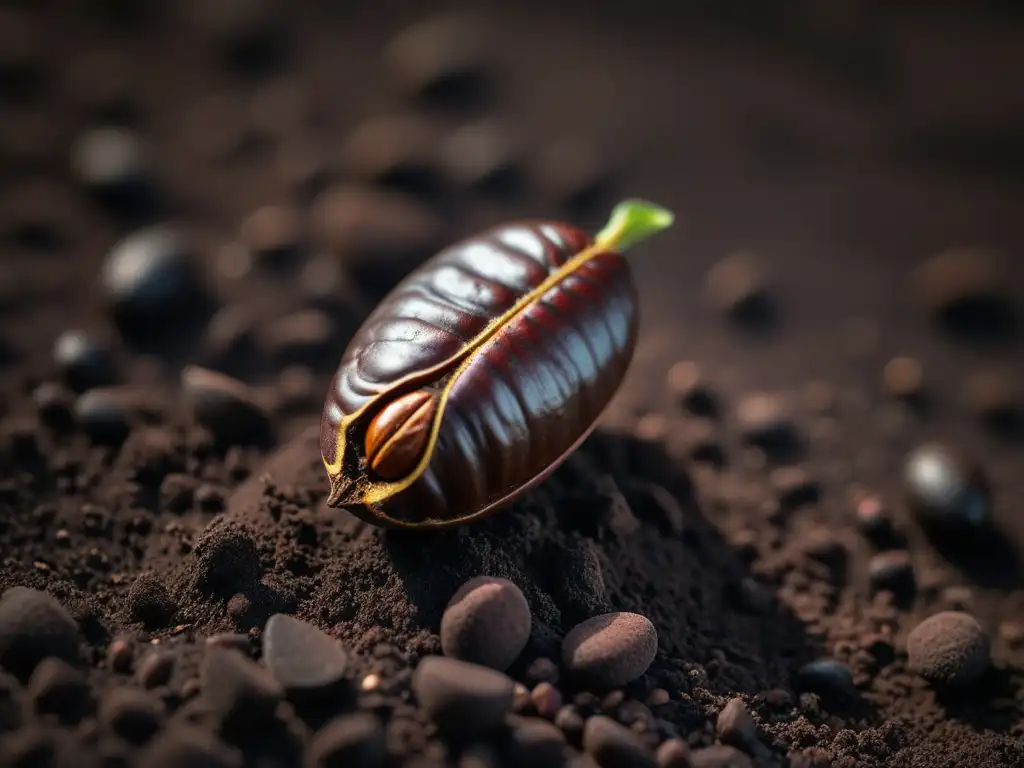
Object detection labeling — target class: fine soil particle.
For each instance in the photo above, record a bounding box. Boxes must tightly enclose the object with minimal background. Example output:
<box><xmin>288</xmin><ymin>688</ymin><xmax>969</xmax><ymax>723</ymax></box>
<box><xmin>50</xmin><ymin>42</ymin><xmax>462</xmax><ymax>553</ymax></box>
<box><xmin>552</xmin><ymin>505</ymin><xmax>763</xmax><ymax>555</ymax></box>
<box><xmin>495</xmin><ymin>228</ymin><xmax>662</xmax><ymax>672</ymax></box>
<box><xmin>1</xmin><ymin>4</ymin><xmax>1024</xmax><ymax>768</ymax></box>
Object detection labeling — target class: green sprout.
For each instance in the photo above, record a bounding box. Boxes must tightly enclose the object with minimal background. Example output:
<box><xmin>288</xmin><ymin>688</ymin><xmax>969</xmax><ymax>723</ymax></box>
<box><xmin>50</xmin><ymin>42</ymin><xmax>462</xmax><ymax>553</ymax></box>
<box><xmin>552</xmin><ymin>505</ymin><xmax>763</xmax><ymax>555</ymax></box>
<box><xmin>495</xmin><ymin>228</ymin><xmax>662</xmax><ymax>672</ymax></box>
<box><xmin>596</xmin><ymin>199</ymin><xmax>675</xmax><ymax>251</ymax></box>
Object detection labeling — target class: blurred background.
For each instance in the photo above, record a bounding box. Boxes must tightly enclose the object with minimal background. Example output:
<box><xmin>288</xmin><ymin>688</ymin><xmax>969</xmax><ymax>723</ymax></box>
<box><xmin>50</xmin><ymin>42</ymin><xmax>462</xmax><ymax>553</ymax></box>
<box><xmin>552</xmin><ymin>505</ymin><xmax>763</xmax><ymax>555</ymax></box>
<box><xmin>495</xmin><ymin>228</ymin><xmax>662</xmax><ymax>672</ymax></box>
<box><xmin>1</xmin><ymin>0</ymin><xmax>1022</xmax><ymax>456</ymax></box>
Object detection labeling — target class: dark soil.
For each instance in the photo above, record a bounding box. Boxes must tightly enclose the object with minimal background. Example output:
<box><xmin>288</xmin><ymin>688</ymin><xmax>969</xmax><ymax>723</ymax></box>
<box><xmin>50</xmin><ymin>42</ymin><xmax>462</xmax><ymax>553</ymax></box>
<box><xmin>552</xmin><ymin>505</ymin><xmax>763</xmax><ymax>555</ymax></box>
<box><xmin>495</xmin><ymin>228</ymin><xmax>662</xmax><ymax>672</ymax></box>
<box><xmin>2</xmin><ymin>2</ymin><xmax>1024</xmax><ymax>767</ymax></box>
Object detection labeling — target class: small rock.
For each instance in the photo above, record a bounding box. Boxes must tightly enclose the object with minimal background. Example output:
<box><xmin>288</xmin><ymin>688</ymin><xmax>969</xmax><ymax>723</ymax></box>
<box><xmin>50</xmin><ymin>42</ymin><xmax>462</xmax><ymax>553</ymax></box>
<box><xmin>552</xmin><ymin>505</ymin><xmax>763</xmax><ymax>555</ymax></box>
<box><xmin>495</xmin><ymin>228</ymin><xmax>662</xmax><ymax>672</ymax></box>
<box><xmin>74</xmin><ymin>389</ymin><xmax>129</xmax><ymax>444</ymax></box>
<box><xmin>181</xmin><ymin>366</ymin><xmax>272</xmax><ymax>443</ymax></box>
<box><xmin>308</xmin><ymin>713</ymin><xmax>387</xmax><ymax>768</ymax></box>
<box><xmin>705</xmin><ymin>253</ymin><xmax>774</xmax><ymax>327</ymax></box>
<box><xmin>852</xmin><ymin>494</ymin><xmax>895</xmax><ymax>544</ymax></box>
<box><xmin>263</xmin><ymin>613</ymin><xmax>349</xmax><ymax>700</ymax></box>
<box><xmin>883</xmin><ymin>357</ymin><xmax>924</xmax><ymax>401</ymax></box>
<box><xmin>582</xmin><ymin>715</ymin><xmax>655</xmax><ymax>768</ymax></box>
<box><xmin>964</xmin><ymin>369</ymin><xmax>1021</xmax><ymax>430</ymax></box>
<box><xmin>99</xmin><ymin>687</ymin><xmax>164</xmax><ymax>744</ymax></box>
<box><xmin>206</xmin><ymin>633</ymin><xmax>252</xmax><ymax>654</ymax></box>
<box><xmin>531</xmin><ymin>682</ymin><xmax>563</xmax><ymax>720</ymax></box>
<box><xmin>912</xmin><ymin>248</ymin><xmax>1016</xmax><ymax>338</ymax></box>
<box><xmin>562</xmin><ymin>613</ymin><xmax>657</xmax><ymax>690</ymax></box>
<box><xmin>441</xmin><ymin>576</ymin><xmax>531</xmax><ymax>671</ymax></box>
<box><xmin>508</xmin><ymin>716</ymin><xmax>567</xmax><ymax>768</ymax></box>
<box><xmin>868</xmin><ymin>550</ymin><xmax>915</xmax><ymax>597</ymax></box>
<box><xmin>239</xmin><ymin>204</ymin><xmax>304</xmax><ymax>268</ymax></box>
<box><xmin>101</xmin><ymin>226</ymin><xmax>199</xmax><ymax>326</ymax></box>
<box><xmin>259</xmin><ymin>309</ymin><xmax>335</xmax><ymax>367</ymax></box>
<box><xmin>139</xmin><ymin>725</ymin><xmax>242</xmax><ymax>768</ymax></box>
<box><xmin>526</xmin><ymin>657</ymin><xmax>560</xmax><ymax>686</ymax></box>
<box><xmin>384</xmin><ymin>13</ymin><xmax>491</xmax><ymax>108</ymax></box>
<box><xmin>534</xmin><ymin>137</ymin><xmax>610</xmax><ymax>211</ymax></box>
<box><xmin>655</xmin><ymin>739</ymin><xmax>693</xmax><ymax>768</ymax></box>
<box><xmin>71</xmin><ymin>126</ymin><xmax>158</xmax><ymax>218</ymax></box>
<box><xmin>907</xmin><ymin>611</ymin><xmax>990</xmax><ymax>687</ymax></box>
<box><xmin>107</xmin><ymin>637</ymin><xmax>134</xmax><ymax>674</ymax></box>
<box><xmin>125</xmin><ymin>572</ymin><xmax>177</xmax><ymax>629</ymax></box>
<box><xmin>735</xmin><ymin>392</ymin><xmax>797</xmax><ymax>451</ymax></box>
<box><xmin>793</xmin><ymin>659</ymin><xmax>854</xmax><ymax>698</ymax></box>
<box><xmin>312</xmin><ymin>184</ymin><xmax>444</xmax><ymax>297</ymax></box>
<box><xmin>340</xmin><ymin>114</ymin><xmax>443</xmax><ymax>196</ymax></box>
<box><xmin>769</xmin><ymin>466</ymin><xmax>819</xmax><ymax>509</ymax></box>
<box><xmin>666</xmin><ymin>361</ymin><xmax>718</xmax><ymax>417</ymax></box>
<box><xmin>32</xmin><ymin>382</ymin><xmax>73</xmax><ymax>427</ymax></box>
<box><xmin>440</xmin><ymin>120</ymin><xmax>520</xmax><ymax>196</ymax></box>
<box><xmin>195</xmin><ymin>484</ymin><xmax>227</xmax><ymax>513</ymax></box>
<box><xmin>904</xmin><ymin>443</ymin><xmax>991</xmax><ymax>531</ymax></box>
<box><xmin>716</xmin><ymin>698</ymin><xmax>758</xmax><ymax>753</ymax></box>
<box><xmin>135</xmin><ymin>651</ymin><xmax>174</xmax><ymax>689</ymax></box>
<box><xmin>0</xmin><ymin>587</ymin><xmax>81</xmax><ymax>682</ymax></box>
<box><xmin>53</xmin><ymin>330</ymin><xmax>117</xmax><ymax>393</ymax></box>
<box><xmin>201</xmin><ymin>647</ymin><xmax>284</xmax><ymax>733</ymax></box>
<box><xmin>412</xmin><ymin>656</ymin><xmax>515</xmax><ymax>740</ymax></box>
<box><xmin>200</xmin><ymin>305</ymin><xmax>257</xmax><ymax>371</ymax></box>
<box><xmin>690</xmin><ymin>745</ymin><xmax>752</xmax><ymax>768</ymax></box>
<box><xmin>25</xmin><ymin>658</ymin><xmax>93</xmax><ymax>724</ymax></box>
<box><xmin>159</xmin><ymin>473</ymin><xmax>196</xmax><ymax>514</ymax></box>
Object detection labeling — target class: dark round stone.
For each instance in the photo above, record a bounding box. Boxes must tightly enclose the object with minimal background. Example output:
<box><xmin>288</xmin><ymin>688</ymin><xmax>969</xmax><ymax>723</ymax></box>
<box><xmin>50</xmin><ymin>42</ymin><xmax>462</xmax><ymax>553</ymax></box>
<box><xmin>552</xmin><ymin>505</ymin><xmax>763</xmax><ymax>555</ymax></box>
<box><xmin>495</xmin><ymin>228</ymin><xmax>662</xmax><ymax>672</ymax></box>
<box><xmin>412</xmin><ymin>656</ymin><xmax>514</xmax><ymax>740</ymax></box>
<box><xmin>0</xmin><ymin>587</ymin><xmax>82</xmax><ymax>682</ymax></box>
<box><xmin>852</xmin><ymin>494</ymin><xmax>895</xmax><ymax>544</ymax></box>
<box><xmin>263</xmin><ymin>613</ymin><xmax>349</xmax><ymax>700</ymax></box>
<box><xmin>181</xmin><ymin>366</ymin><xmax>272</xmax><ymax>444</ymax></box>
<box><xmin>440</xmin><ymin>576</ymin><xmax>531</xmax><ymax>672</ymax></box>
<box><xmin>124</xmin><ymin>572</ymin><xmax>177</xmax><ymax>629</ymax></box>
<box><xmin>101</xmin><ymin>227</ymin><xmax>199</xmax><ymax>325</ymax></box>
<box><xmin>135</xmin><ymin>651</ymin><xmax>174</xmax><ymax>689</ymax></box>
<box><xmin>99</xmin><ymin>687</ymin><xmax>165</xmax><ymax>744</ymax></box>
<box><xmin>70</xmin><ymin>126</ymin><xmax>158</xmax><ymax>218</ymax></box>
<box><xmin>655</xmin><ymin>739</ymin><xmax>693</xmax><ymax>768</ymax></box>
<box><xmin>582</xmin><ymin>715</ymin><xmax>656</xmax><ymax>768</ymax></box>
<box><xmin>74</xmin><ymin>388</ymin><xmax>132</xmax><ymax>444</ymax></box>
<box><xmin>907</xmin><ymin>611</ymin><xmax>989</xmax><ymax>687</ymax></box>
<box><xmin>25</xmin><ymin>658</ymin><xmax>93</xmax><ymax>724</ymax></box>
<box><xmin>32</xmin><ymin>382</ymin><xmax>73</xmax><ymax>427</ymax></box>
<box><xmin>308</xmin><ymin>713</ymin><xmax>387</xmax><ymax>768</ymax></box>
<box><xmin>562</xmin><ymin>612</ymin><xmax>658</xmax><ymax>689</ymax></box>
<box><xmin>912</xmin><ymin>248</ymin><xmax>1017</xmax><ymax>339</ymax></box>
<box><xmin>867</xmin><ymin>550</ymin><xmax>915</xmax><ymax>597</ymax></box>
<box><xmin>53</xmin><ymin>330</ymin><xmax>117</xmax><ymax>393</ymax></box>
<box><xmin>201</xmin><ymin>647</ymin><xmax>283</xmax><ymax>734</ymax></box>
<box><xmin>508</xmin><ymin>715</ymin><xmax>567</xmax><ymax>768</ymax></box>
<box><xmin>904</xmin><ymin>443</ymin><xmax>991</xmax><ymax>531</ymax></box>
<box><xmin>735</xmin><ymin>392</ymin><xmax>798</xmax><ymax>452</ymax></box>
<box><xmin>793</xmin><ymin>659</ymin><xmax>854</xmax><ymax>698</ymax></box>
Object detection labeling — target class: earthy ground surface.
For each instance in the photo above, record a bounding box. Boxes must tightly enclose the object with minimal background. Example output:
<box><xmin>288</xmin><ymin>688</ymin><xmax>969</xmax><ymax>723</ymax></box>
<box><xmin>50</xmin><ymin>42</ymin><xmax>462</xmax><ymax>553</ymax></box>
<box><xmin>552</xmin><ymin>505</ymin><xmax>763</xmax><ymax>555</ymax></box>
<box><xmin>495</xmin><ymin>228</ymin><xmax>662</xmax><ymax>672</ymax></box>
<box><xmin>1</xmin><ymin>2</ymin><xmax>1024</xmax><ymax>766</ymax></box>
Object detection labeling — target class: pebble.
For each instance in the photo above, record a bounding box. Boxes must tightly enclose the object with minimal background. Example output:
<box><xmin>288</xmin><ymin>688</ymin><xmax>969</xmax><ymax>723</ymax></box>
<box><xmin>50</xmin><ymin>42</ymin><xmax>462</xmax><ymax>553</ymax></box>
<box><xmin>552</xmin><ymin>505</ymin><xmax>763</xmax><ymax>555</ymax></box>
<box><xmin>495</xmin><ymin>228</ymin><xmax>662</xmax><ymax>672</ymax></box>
<box><xmin>32</xmin><ymin>382</ymin><xmax>73</xmax><ymax>427</ymax></box>
<box><xmin>582</xmin><ymin>714</ymin><xmax>656</xmax><ymax>768</ymax></box>
<box><xmin>384</xmin><ymin>13</ymin><xmax>491</xmax><ymax>107</ymax></box>
<box><xmin>912</xmin><ymin>248</ymin><xmax>1011</xmax><ymax>324</ymax></box>
<box><xmin>181</xmin><ymin>366</ymin><xmax>272</xmax><ymax>443</ymax></box>
<box><xmin>125</xmin><ymin>572</ymin><xmax>177</xmax><ymax>629</ymax></box>
<box><xmin>655</xmin><ymin>739</ymin><xmax>693</xmax><ymax>768</ymax></box>
<box><xmin>52</xmin><ymin>330</ymin><xmax>117</xmax><ymax>393</ymax></box>
<box><xmin>852</xmin><ymin>494</ymin><xmax>895</xmax><ymax>544</ymax></box>
<box><xmin>907</xmin><ymin>611</ymin><xmax>990</xmax><ymax>686</ymax></box>
<box><xmin>101</xmin><ymin>227</ymin><xmax>199</xmax><ymax>325</ymax></box>
<box><xmin>531</xmin><ymin>682</ymin><xmax>563</xmax><ymax>720</ymax></box>
<box><xmin>74</xmin><ymin>387</ymin><xmax>135</xmax><ymax>443</ymax></box>
<box><xmin>554</xmin><ymin>704</ymin><xmax>585</xmax><ymax>744</ymax></box>
<box><xmin>440</xmin><ymin>121</ymin><xmax>521</xmax><ymax>195</ymax></box>
<box><xmin>534</xmin><ymin>137</ymin><xmax>610</xmax><ymax>211</ymax></box>
<box><xmin>964</xmin><ymin>369</ymin><xmax>1021</xmax><ymax>427</ymax></box>
<box><xmin>308</xmin><ymin>713</ymin><xmax>388</xmax><ymax>768</ymax></box>
<box><xmin>70</xmin><ymin>126</ymin><xmax>157</xmax><ymax>217</ymax></box>
<box><xmin>666</xmin><ymin>361</ymin><xmax>718</xmax><ymax>417</ymax></box>
<box><xmin>793</xmin><ymin>659</ymin><xmax>855</xmax><ymax>698</ymax></box>
<box><xmin>883</xmin><ymin>357</ymin><xmax>924</xmax><ymax>401</ymax></box>
<box><xmin>259</xmin><ymin>309</ymin><xmax>335</xmax><ymax>367</ymax></box>
<box><xmin>563</xmin><ymin>613</ymin><xmax>657</xmax><ymax>690</ymax></box>
<box><xmin>159</xmin><ymin>473</ymin><xmax>196</xmax><ymax>514</ymax></box>
<box><xmin>135</xmin><ymin>651</ymin><xmax>174</xmax><ymax>689</ymax></box>
<box><xmin>312</xmin><ymin>184</ymin><xmax>444</xmax><ymax>296</ymax></box>
<box><xmin>508</xmin><ymin>716</ymin><xmax>567</xmax><ymax>768</ymax></box>
<box><xmin>904</xmin><ymin>443</ymin><xmax>991</xmax><ymax>531</ymax></box>
<box><xmin>200</xmin><ymin>305</ymin><xmax>256</xmax><ymax>371</ymax></box>
<box><xmin>735</xmin><ymin>392</ymin><xmax>797</xmax><ymax>450</ymax></box>
<box><xmin>705</xmin><ymin>252</ymin><xmax>772</xmax><ymax>325</ymax></box>
<box><xmin>441</xmin><ymin>576</ymin><xmax>531</xmax><ymax>671</ymax></box>
<box><xmin>339</xmin><ymin>114</ymin><xmax>443</xmax><ymax>196</ymax></box>
<box><xmin>263</xmin><ymin>613</ymin><xmax>349</xmax><ymax>700</ymax></box>
<box><xmin>206</xmin><ymin>633</ymin><xmax>252</xmax><ymax>654</ymax></box>
<box><xmin>201</xmin><ymin>647</ymin><xmax>283</xmax><ymax>733</ymax></box>
<box><xmin>0</xmin><ymin>587</ymin><xmax>81</xmax><ymax>682</ymax></box>
<box><xmin>99</xmin><ymin>687</ymin><xmax>164</xmax><ymax>744</ymax></box>
<box><xmin>412</xmin><ymin>656</ymin><xmax>515</xmax><ymax>739</ymax></box>
<box><xmin>25</xmin><ymin>658</ymin><xmax>92</xmax><ymax>723</ymax></box>
<box><xmin>526</xmin><ymin>657</ymin><xmax>560</xmax><ymax>686</ymax></box>
<box><xmin>239</xmin><ymin>204</ymin><xmax>304</xmax><ymax>268</ymax></box>
<box><xmin>769</xmin><ymin>466</ymin><xmax>819</xmax><ymax>509</ymax></box>
<box><xmin>139</xmin><ymin>725</ymin><xmax>242</xmax><ymax>768</ymax></box>
<box><xmin>715</xmin><ymin>698</ymin><xmax>758</xmax><ymax>753</ymax></box>
<box><xmin>868</xmin><ymin>550</ymin><xmax>915</xmax><ymax>597</ymax></box>
<box><xmin>690</xmin><ymin>745</ymin><xmax>753</xmax><ymax>768</ymax></box>
<box><xmin>107</xmin><ymin>637</ymin><xmax>134</xmax><ymax>674</ymax></box>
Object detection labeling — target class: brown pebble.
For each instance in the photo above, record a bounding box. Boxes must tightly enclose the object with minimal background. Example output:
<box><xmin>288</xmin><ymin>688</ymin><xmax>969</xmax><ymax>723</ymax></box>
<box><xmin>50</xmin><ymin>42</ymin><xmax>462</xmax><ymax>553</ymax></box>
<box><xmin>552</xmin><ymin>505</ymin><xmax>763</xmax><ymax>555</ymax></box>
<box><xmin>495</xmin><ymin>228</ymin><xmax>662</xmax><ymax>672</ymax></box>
<box><xmin>735</xmin><ymin>392</ymin><xmax>795</xmax><ymax>448</ymax></box>
<box><xmin>440</xmin><ymin>120</ymin><xmax>520</xmax><ymax>195</ymax></box>
<box><xmin>239</xmin><ymin>205</ymin><xmax>304</xmax><ymax>266</ymax></box>
<box><xmin>690</xmin><ymin>745</ymin><xmax>752</xmax><ymax>768</ymax></box>
<box><xmin>562</xmin><ymin>612</ymin><xmax>657</xmax><ymax>689</ymax></box>
<box><xmin>964</xmin><ymin>369</ymin><xmax>1020</xmax><ymax>424</ymax></box>
<box><xmin>339</xmin><ymin>115</ymin><xmax>442</xmax><ymax>195</ymax></box>
<box><xmin>531</xmin><ymin>682</ymin><xmax>563</xmax><ymax>720</ymax></box>
<box><xmin>655</xmin><ymin>738</ymin><xmax>693</xmax><ymax>768</ymax></box>
<box><xmin>716</xmin><ymin>698</ymin><xmax>758</xmax><ymax>752</ymax></box>
<box><xmin>769</xmin><ymin>466</ymin><xmax>819</xmax><ymax>509</ymax></box>
<box><xmin>912</xmin><ymin>248</ymin><xmax>1008</xmax><ymax>319</ymax></box>
<box><xmin>583</xmin><ymin>714</ymin><xmax>656</xmax><ymax>768</ymax></box>
<box><xmin>666</xmin><ymin>361</ymin><xmax>718</xmax><ymax>416</ymax></box>
<box><xmin>998</xmin><ymin>620</ymin><xmax>1024</xmax><ymax>648</ymax></box>
<box><xmin>136</xmin><ymin>651</ymin><xmax>174</xmax><ymax>689</ymax></box>
<box><xmin>883</xmin><ymin>357</ymin><xmax>924</xmax><ymax>400</ymax></box>
<box><xmin>907</xmin><ymin>611</ymin><xmax>989</xmax><ymax>686</ymax></box>
<box><xmin>107</xmin><ymin>638</ymin><xmax>134</xmax><ymax>674</ymax></box>
<box><xmin>412</xmin><ymin>656</ymin><xmax>515</xmax><ymax>739</ymax></box>
<box><xmin>525</xmin><ymin>657</ymin><xmax>560</xmax><ymax>686</ymax></box>
<box><xmin>646</xmin><ymin>688</ymin><xmax>670</xmax><ymax>708</ymax></box>
<box><xmin>441</xmin><ymin>576</ymin><xmax>531</xmax><ymax>671</ymax></box>
<box><xmin>705</xmin><ymin>252</ymin><xmax>770</xmax><ymax>323</ymax></box>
